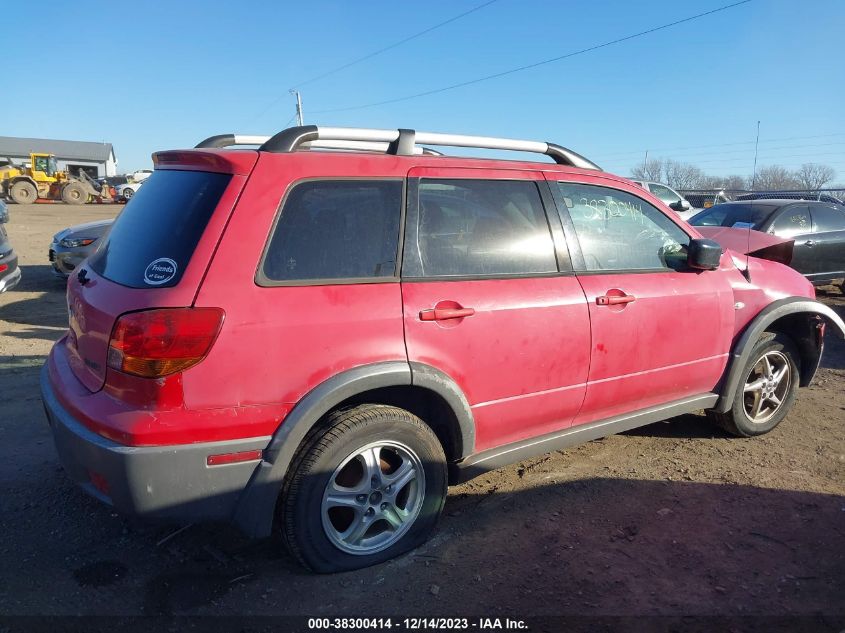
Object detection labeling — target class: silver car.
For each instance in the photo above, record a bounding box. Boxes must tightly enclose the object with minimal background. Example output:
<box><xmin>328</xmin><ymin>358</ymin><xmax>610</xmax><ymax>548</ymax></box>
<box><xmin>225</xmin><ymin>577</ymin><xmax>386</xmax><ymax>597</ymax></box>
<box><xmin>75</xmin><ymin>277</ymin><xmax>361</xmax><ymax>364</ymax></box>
<box><xmin>49</xmin><ymin>219</ymin><xmax>113</xmax><ymax>276</ymax></box>
<box><xmin>0</xmin><ymin>200</ymin><xmax>21</xmax><ymax>292</ymax></box>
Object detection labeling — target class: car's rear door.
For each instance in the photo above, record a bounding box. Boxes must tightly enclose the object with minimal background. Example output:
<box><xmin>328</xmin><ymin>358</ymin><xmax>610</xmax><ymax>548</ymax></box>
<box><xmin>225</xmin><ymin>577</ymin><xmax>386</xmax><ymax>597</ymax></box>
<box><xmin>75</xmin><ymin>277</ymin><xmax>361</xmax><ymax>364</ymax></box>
<box><xmin>548</xmin><ymin>176</ymin><xmax>735</xmax><ymax>425</ymax></box>
<box><xmin>807</xmin><ymin>204</ymin><xmax>845</xmax><ymax>281</ymax></box>
<box><xmin>401</xmin><ymin>167</ymin><xmax>590</xmax><ymax>452</ymax></box>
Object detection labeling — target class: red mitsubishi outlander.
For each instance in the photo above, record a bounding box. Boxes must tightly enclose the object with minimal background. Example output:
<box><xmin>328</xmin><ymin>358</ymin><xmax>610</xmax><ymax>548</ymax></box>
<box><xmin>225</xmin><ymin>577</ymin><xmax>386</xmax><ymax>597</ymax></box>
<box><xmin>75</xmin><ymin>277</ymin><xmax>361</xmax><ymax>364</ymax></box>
<box><xmin>41</xmin><ymin>126</ymin><xmax>845</xmax><ymax>572</ymax></box>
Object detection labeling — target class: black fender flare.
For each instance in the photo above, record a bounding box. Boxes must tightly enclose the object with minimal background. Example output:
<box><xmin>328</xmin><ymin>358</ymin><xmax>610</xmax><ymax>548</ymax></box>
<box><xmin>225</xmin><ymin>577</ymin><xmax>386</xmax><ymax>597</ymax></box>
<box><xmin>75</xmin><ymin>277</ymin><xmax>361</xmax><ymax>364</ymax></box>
<box><xmin>232</xmin><ymin>361</ymin><xmax>475</xmax><ymax>537</ymax></box>
<box><xmin>715</xmin><ymin>297</ymin><xmax>845</xmax><ymax>412</ymax></box>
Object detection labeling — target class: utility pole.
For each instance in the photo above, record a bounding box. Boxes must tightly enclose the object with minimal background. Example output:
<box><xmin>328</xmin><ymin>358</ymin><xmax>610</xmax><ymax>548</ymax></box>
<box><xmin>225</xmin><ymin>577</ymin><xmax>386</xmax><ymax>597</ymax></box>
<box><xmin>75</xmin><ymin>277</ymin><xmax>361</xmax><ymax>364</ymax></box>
<box><xmin>642</xmin><ymin>150</ymin><xmax>649</xmax><ymax>175</ymax></box>
<box><xmin>290</xmin><ymin>89</ymin><xmax>304</xmax><ymax>126</ymax></box>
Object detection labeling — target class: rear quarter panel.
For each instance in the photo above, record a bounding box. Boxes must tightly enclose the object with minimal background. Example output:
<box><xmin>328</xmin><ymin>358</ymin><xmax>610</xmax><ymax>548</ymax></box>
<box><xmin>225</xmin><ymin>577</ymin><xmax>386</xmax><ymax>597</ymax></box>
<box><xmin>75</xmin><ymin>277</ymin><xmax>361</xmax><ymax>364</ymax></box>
<box><xmin>188</xmin><ymin>153</ymin><xmax>409</xmax><ymax>413</ymax></box>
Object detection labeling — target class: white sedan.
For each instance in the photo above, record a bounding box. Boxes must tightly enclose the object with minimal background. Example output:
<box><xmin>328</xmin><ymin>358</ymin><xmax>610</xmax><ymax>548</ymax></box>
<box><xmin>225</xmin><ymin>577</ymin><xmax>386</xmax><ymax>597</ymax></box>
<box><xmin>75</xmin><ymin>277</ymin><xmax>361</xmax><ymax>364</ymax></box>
<box><xmin>116</xmin><ymin>181</ymin><xmax>144</xmax><ymax>201</ymax></box>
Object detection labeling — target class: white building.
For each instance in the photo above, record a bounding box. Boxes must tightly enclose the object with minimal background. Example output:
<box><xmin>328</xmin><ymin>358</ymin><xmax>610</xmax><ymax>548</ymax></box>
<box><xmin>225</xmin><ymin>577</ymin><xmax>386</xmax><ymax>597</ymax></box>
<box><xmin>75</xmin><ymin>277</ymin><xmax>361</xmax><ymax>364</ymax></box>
<box><xmin>0</xmin><ymin>136</ymin><xmax>117</xmax><ymax>178</ymax></box>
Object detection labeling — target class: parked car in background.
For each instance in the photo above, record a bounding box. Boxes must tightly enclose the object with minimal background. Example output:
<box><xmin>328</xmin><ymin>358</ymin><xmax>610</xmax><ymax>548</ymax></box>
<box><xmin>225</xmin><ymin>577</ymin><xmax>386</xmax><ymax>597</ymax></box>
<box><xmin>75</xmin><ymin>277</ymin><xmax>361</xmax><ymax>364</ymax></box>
<box><xmin>40</xmin><ymin>125</ymin><xmax>845</xmax><ymax>573</ymax></box>
<box><xmin>631</xmin><ymin>180</ymin><xmax>696</xmax><ymax>219</ymax></box>
<box><xmin>681</xmin><ymin>190</ymin><xmax>731</xmax><ymax>210</ymax></box>
<box><xmin>130</xmin><ymin>169</ymin><xmax>153</xmax><ymax>183</ymax></box>
<box><xmin>689</xmin><ymin>200</ymin><xmax>845</xmax><ymax>287</ymax></box>
<box><xmin>0</xmin><ymin>200</ymin><xmax>21</xmax><ymax>292</ymax></box>
<box><xmin>49</xmin><ymin>219</ymin><xmax>113</xmax><ymax>276</ymax></box>
<box><xmin>116</xmin><ymin>180</ymin><xmax>143</xmax><ymax>201</ymax></box>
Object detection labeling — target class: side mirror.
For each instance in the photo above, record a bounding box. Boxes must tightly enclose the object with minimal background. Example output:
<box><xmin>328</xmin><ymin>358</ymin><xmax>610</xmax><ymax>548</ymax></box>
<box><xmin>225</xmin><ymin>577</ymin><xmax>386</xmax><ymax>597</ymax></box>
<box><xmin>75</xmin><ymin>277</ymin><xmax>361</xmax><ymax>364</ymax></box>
<box><xmin>687</xmin><ymin>238</ymin><xmax>722</xmax><ymax>270</ymax></box>
<box><xmin>670</xmin><ymin>199</ymin><xmax>691</xmax><ymax>212</ymax></box>
<box><xmin>0</xmin><ymin>200</ymin><xmax>8</xmax><ymax>224</ymax></box>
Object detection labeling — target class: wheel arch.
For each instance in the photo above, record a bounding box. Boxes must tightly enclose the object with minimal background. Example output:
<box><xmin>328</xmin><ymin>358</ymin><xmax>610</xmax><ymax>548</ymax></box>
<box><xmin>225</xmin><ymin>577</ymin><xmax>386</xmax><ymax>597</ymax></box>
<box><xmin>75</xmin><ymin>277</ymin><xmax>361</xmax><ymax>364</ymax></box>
<box><xmin>714</xmin><ymin>297</ymin><xmax>845</xmax><ymax>412</ymax></box>
<box><xmin>9</xmin><ymin>175</ymin><xmax>38</xmax><ymax>188</ymax></box>
<box><xmin>232</xmin><ymin>361</ymin><xmax>475</xmax><ymax>537</ymax></box>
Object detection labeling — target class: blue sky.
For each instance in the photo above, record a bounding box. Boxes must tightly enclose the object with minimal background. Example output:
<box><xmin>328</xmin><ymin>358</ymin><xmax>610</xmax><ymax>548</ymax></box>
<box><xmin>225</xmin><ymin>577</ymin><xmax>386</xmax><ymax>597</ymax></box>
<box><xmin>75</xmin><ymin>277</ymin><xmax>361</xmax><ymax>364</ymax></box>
<box><xmin>6</xmin><ymin>0</ymin><xmax>844</xmax><ymax>180</ymax></box>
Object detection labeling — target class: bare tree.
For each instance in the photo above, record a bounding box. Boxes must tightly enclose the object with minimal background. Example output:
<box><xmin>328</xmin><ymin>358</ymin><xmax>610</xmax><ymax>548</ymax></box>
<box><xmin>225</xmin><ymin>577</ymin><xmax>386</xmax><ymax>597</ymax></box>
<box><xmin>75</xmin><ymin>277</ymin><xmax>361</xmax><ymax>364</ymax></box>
<box><xmin>664</xmin><ymin>159</ymin><xmax>704</xmax><ymax>190</ymax></box>
<box><xmin>630</xmin><ymin>158</ymin><xmax>664</xmax><ymax>182</ymax></box>
<box><xmin>720</xmin><ymin>175</ymin><xmax>749</xmax><ymax>191</ymax></box>
<box><xmin>752</xmin><ymin>165</ymin><xmax>799</xmax><ymax>191</ymax></box>
<box><xmin>796</xmin><ymin>163</ymin><xmax>835</xmax><ymax>192</ymax></box>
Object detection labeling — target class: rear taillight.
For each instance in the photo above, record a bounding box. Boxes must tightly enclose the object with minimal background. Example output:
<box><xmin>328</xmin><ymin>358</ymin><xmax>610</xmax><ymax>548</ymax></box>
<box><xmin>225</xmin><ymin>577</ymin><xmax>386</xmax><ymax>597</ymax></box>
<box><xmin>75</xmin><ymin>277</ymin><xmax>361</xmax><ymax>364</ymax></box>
<box><xmin>107</xmin><ymin>308</ymin><xmax>224</xmax><ymax>378</ymax></box>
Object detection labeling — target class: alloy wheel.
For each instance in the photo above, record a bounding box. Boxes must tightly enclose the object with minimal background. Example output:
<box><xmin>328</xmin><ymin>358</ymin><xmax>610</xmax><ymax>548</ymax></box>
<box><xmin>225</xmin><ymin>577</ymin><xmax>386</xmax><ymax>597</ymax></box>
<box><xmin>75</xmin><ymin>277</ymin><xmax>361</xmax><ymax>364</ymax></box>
<box><xmin>321</xmin><ymin>441</ymin><xmax>425</xmax><ymax>556</ymax></box>
<box><xmin>742</xmin><ymin>350</ymin><xmax>791</xmax><ymax>424</ymax></box>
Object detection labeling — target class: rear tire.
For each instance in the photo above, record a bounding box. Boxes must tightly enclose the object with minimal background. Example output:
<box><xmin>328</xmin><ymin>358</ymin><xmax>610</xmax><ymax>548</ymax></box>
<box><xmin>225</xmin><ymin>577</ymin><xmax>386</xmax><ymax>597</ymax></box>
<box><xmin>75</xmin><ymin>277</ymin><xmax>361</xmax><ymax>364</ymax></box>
<box><xmin>709</xmin><ymin>332</ymin><xmax>800</xmax><ymax>437</ymax></box>
<box><xmin>61</xmin><ymin>182</ymin><xmax>87</xmax><ymax>204</ymax></box>
<box><xmin>280</xmin><ymin>404</ymin><xmax>447</xmax><ymax>573</ymax></box>
<box><xmin>10</xmin><ymin>180</ymin><xmax>37</xmax><ymax>204</ymax></box>
<box><xmin>122</xmin><ymin>187</ymin><xmax>134</xmax><ymax>200</ymax></box>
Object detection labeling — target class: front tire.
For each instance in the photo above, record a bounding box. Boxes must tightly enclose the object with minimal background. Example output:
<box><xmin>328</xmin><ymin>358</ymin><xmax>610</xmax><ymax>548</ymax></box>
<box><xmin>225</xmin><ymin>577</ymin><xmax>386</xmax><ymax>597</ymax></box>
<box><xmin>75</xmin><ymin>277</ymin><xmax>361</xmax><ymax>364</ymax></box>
<box><xmin>280</xmin><ymin>405</ymin><xmax>447</xmax><ymax>573</ymax></box>
<box><xmin>61</xmin><ymin>182</ymin><xmax>87</xmax><ymax>204</ymax></box>
<box><xmin>122</xmin><ymin>187</ymin><xmax>134</xmax><ymax>200</ymax></box>
<box><xmin>711</xmin><ymin>332</ymin><xmax>800</xmax><ymax>437</ymax></box>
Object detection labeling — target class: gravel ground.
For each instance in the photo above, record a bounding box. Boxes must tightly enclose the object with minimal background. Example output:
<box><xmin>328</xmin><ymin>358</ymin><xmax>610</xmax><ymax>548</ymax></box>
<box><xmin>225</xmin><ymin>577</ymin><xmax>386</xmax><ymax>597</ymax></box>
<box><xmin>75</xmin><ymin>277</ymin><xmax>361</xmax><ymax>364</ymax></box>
<box><xmin>0</xmin><ymin>203</ymin><xmax>843</xmax><ymax>623</ymax></box>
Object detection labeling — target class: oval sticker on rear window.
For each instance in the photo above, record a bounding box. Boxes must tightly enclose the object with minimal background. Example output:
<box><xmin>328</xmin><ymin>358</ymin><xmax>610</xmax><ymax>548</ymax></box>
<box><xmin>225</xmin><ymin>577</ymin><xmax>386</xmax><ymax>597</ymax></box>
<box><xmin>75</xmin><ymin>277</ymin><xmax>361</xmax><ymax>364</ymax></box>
<box><xmin>144</xmin><ymin>258</ymin><xmax>177</xmax><ymax>285</ymax></box>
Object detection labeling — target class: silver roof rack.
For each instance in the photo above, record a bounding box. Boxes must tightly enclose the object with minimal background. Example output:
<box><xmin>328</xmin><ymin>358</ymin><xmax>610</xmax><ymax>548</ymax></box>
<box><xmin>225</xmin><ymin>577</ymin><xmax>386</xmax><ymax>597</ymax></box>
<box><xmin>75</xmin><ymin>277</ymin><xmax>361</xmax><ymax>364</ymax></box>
<box><xmin>194</xmin><ymin>134</ymin><xmax>442</xmax><ymax>156</ymax></box>
<box><xmin>195</xmin><ymin>126</ymin><xmax>600</xmax><ymax>170</ymax></box>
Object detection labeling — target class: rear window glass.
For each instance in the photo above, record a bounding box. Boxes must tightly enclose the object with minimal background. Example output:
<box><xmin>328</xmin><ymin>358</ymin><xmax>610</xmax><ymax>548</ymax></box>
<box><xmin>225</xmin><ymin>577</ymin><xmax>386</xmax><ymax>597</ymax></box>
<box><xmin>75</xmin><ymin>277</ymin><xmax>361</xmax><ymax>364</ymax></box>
<box><xmin>88</xmin><ymin>170</ymin><xmax>231</xmax><ymax>288</ymax></box>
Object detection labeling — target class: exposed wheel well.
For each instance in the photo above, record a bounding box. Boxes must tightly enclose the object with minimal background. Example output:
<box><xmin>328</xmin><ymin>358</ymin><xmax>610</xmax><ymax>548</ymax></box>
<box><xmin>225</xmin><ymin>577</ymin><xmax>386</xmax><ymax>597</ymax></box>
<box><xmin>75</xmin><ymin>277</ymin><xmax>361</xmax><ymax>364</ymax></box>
<box><xmin>310</xmin><ymin>386</ymin><xmax>463</xmax><ymax>463</ymax></box>
<box><xmin>762</xmin><ymin>312</ymin><xmax>824</xmax><ymax>386</ymax></box>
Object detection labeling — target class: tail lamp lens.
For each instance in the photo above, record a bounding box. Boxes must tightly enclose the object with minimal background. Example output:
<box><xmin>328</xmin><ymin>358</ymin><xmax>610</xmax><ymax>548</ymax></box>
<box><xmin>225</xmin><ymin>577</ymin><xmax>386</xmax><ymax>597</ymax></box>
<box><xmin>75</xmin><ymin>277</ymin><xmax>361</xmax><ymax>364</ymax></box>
<box><xmin>107</xmin><ymin>308</ymin><xmax>224</xmax><ymax>378</ymax></box>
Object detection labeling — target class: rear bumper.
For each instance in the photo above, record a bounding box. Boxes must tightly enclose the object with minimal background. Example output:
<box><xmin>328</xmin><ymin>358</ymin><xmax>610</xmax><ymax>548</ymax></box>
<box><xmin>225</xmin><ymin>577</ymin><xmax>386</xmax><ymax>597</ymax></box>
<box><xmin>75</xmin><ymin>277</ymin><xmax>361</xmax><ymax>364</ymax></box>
<box><xmin>40</xmin><ymin>363</ymin><xmax>270</xmax><ymax>522</ymax></box>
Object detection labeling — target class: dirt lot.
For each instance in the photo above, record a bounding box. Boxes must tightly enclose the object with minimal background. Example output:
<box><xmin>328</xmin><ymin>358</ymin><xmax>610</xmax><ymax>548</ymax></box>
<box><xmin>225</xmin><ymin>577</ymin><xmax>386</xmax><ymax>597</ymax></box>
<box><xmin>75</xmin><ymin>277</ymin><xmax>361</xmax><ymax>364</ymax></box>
<box><xmin>1</xmin><ymin>203</ymin><xmax>844</xmax><ymax>624</ymax></box>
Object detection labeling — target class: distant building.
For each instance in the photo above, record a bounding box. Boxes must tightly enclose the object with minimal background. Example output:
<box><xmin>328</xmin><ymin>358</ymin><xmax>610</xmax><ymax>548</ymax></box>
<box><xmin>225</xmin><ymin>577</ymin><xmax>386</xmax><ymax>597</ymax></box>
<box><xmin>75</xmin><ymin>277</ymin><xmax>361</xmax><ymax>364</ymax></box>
<box><xmin>0</xmin><ymin>136</ymin><xmax>117</xmax><ymax>178</ymax></box>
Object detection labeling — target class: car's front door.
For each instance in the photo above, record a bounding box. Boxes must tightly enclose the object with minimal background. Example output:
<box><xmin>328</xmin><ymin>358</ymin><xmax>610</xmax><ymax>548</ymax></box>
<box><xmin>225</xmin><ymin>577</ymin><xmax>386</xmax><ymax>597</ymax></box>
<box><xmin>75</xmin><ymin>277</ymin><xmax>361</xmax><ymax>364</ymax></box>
<box><xmin>401</xmin><ymin>167</ymin><xmax>591</xmax><ymax>452</ymax></box>
<box><xmin>549</xmin><ymin>178</ymin><xmax>735</xmax><ymax>425</ymax></box>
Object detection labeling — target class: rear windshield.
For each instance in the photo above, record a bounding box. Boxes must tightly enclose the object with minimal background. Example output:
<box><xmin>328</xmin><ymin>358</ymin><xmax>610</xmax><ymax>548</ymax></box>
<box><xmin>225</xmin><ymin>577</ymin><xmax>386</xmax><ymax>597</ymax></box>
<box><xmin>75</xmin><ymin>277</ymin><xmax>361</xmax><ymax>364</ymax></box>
<box><xmin>689</xmin><ymin>203</ymin><xmax>776</xmax><ymax>229</ymax></box>
<box><xmin>88</xmin><ymin>170</ymin><xmax>231</xmax><ymax>288</ymax></box>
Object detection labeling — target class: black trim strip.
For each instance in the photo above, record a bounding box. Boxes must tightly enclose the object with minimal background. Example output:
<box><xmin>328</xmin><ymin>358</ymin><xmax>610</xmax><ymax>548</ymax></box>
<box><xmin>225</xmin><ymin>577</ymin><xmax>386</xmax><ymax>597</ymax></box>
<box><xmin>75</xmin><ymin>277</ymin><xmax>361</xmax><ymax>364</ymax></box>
<box><xmin>449</xmin><ymin>393</ymin><xmax>718</xmax><ymax>483</ymax></box>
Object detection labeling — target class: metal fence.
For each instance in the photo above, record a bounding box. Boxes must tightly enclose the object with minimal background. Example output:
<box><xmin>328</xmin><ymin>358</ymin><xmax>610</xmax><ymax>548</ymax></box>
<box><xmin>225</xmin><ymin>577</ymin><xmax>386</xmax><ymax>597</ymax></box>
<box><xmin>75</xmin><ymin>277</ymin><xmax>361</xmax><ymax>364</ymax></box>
<box><xmin>678</xmin><ymin>188</ymin><xmax>845</xmax><ymax>208</ymax></box>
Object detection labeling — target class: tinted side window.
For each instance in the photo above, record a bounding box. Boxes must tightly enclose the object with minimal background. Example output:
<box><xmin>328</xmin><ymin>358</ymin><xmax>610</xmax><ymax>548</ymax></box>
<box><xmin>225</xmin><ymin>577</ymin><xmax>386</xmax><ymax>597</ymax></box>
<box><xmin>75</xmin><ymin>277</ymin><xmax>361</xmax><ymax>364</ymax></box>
<box><xmin>412</xmin><ymin>179</ymin><xmax>557</xmax><ymax>277</ymax></box>
<box><xmin>811</xmin><ymin>205</ymin><xmax>845</xmax><ymax>232</ymax></box>
<box><xmin>261</xmin><ymin>180</ymin><xmax>402</xmax><ymax>283</ymax></box>
<box><xmin>770</xmin><ymin>205</ymin><xmax>811</xmax><ymax>237</ymax></box>
<box><xmin>557</xmin><ymin>182</ymin><xmax>690</xmax><ymax>272</ymax></box>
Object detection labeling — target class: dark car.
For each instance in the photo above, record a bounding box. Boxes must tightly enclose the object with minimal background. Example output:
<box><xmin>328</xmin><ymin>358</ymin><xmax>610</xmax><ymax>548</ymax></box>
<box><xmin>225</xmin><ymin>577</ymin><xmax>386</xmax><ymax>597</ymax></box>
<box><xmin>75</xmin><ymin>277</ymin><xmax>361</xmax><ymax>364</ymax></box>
<box><xmin>690</xmin><ymin>200</ymin><xmax>845</xmax><ymax>287</ymax></box>
<box><xmin>0</xmin><ymin>200</ymin><xmax>21</xmax><ymax>292</ymax></box>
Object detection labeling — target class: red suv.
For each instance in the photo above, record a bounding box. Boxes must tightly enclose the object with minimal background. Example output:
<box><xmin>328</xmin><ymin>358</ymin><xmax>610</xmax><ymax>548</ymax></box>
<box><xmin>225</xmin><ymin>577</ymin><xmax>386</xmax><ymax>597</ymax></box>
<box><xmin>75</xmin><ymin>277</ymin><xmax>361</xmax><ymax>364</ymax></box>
<box><xmin>41</xmin><ymin>126</ymin><xmax>845</xmax><ymax>572</ymax></box>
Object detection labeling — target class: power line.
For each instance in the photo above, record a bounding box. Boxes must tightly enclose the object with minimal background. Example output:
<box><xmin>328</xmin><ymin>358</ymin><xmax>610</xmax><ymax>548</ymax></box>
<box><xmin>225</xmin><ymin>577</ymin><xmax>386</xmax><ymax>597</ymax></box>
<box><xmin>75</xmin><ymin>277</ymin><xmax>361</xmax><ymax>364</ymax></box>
<box><xmin>312</xmin><ymin>0</ymin><xmax>752</xmax><ymax>114</ymax></box>
<box><xmin>246</xmin><ymin>0</ymin><xmax>499</xmax><ymax>125</ymax></box>
<box><xmin>292</xmin><ymin>0</ymin><xmax>500</xmax><ymax>89</ymax></box>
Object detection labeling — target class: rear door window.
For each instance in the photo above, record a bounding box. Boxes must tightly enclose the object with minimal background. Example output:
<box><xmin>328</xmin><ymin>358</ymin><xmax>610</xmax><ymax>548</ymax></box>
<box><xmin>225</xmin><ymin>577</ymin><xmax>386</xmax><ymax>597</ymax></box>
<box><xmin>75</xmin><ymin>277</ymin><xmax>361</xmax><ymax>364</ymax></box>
<box><xmin>810</xmin><ymin>205</ymin><xmax>845</xmax><ymax>233</ymax></box>
<box><xmin>88</xmin><ymin>170</ymin><xmax>231</xmax><ymax>288</ymax></box>
<box><xmin>408</xmin><ymin>179</ymin><xmax>558</xmax><ymax>277</ymax></box>
<box><xmin>260</xmin><ymin>180</ymin><xmax>403</xmax><ymax>284</ymax></box>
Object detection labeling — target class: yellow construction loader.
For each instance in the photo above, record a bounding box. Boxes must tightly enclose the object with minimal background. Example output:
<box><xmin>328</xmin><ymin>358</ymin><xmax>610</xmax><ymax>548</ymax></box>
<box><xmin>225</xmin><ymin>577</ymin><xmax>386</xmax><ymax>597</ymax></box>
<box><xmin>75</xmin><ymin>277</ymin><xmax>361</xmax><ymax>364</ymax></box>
<box><xmin>0</xmin><ymin>153</ymin><xmax>105</xmax><ymax>204</ymax></box>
